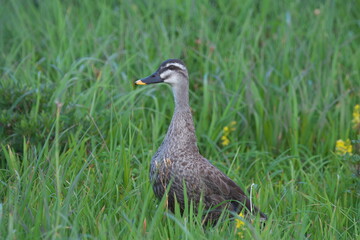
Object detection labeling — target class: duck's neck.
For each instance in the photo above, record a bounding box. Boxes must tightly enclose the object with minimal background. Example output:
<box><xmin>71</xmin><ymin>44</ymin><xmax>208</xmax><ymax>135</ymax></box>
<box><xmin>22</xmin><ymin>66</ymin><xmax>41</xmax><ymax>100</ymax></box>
<box><xmin>171</xmin><ymin>83</ymin><xmax>189</xmax><ymax>110</ymax></box>
<box><xmin>162</xmin><ymin>84</ymin><xmax>199</xmax><ymax>154</ymax></box>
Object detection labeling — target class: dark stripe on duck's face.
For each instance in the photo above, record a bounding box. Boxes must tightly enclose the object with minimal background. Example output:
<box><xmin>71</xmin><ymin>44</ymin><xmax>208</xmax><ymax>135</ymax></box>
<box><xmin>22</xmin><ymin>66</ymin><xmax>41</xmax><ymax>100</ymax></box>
<box><xmin>160</xmin><ymin>59</ymin><xmax>186</xmax><ymax>70</ymax></box>
<box><xmin>160</xmin><ymin>65</ymin><xmax>182</xmax><ymax>73</ymax></box>
<box><xmin>160</xmin><ymin>65</ymin><xmax>187</xmax><ymax>79</ymax></box>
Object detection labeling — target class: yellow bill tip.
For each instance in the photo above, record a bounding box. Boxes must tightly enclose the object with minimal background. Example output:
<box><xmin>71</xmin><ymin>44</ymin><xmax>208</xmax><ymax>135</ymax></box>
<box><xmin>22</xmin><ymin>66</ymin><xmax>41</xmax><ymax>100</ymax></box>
<box><xmin>135</xmin><ymin>80</ymin><xmax>147</xmax><ymax>85</ymax></box>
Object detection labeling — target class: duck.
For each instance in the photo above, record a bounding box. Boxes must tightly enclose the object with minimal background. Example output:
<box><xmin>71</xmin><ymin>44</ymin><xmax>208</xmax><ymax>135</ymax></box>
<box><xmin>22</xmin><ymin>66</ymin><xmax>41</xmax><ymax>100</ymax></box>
<box><xmin>135</xmin><ymin>59</ymin><xmax>267</xmax><ymax>223</ymax></box>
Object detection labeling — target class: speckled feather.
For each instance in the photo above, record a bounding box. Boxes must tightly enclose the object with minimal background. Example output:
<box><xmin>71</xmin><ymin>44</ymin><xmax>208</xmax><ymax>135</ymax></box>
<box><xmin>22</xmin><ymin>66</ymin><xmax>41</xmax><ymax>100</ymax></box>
<box><xmin>139</xmin><ymin>59</ymin><xmax>267</xmax><ymax>223</ymax></box>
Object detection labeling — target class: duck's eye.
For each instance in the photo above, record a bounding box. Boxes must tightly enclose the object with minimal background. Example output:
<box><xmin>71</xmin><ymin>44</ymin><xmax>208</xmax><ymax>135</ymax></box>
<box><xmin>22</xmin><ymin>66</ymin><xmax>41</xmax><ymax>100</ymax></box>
<box><xmin>168</xmin><ymin>65</ymin><xmax>177</xmax><ymax>71</ymax></box>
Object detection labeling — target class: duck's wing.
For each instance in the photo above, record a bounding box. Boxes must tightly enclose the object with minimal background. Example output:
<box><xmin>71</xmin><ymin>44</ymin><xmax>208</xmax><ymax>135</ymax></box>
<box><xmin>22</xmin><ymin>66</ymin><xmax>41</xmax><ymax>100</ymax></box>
<box><xmin>200</xmin><ymin>158</ymin><xmax>267</xmax><ymax>220</ymax></box>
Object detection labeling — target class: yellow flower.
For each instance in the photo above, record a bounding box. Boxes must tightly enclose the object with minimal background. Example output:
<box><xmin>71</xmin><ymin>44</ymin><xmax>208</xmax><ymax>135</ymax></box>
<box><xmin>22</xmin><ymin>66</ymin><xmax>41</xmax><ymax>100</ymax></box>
<box><xmin>221</xmin><ymin>122</ymin><xmax>237</xmax><ymax>146</ymax></box>
<box><xmin>235</xmin><ymin>212</ymin><xmax>245</xmax><ymax>238</ymax></box>
<box><xmin>223</xmin><ymin>126</ymin><xmax>230</xmax><ymax>135</ymax></box>
<box><xmin>235</xmin><ymin>212</ymin><xmax>245</xmax><ymax>229</ymax></box>
<box><xmin>352</xmin><ymin>104</ymin><xmax>360</xmax><ymax>131</ymax></box>
<box><xmin>221</xmin><ymin>136</ymin><xmax>230</xmax><ymax>146</ymax></box>
<box><xmin>336</xmin><ymin>139</ymin><xmax>353</xmax><ymax>155</ymax></box>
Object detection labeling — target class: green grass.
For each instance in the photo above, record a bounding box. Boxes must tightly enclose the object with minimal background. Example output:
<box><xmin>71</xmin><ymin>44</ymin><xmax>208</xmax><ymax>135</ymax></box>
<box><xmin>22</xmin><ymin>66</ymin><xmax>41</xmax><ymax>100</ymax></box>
<box><xmin>1</xmin><ymin>0</ymin><xmax>359</xmax><ymax>239</ymax></box>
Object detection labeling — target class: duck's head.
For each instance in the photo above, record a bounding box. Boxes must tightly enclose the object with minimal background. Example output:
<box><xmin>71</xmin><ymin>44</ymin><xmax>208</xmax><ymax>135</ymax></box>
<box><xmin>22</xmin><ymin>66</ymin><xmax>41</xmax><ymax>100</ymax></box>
<box><xmin>135</xmin><ymin>59</ymin><xmax>188</xmax><ymax>87</ymax></box>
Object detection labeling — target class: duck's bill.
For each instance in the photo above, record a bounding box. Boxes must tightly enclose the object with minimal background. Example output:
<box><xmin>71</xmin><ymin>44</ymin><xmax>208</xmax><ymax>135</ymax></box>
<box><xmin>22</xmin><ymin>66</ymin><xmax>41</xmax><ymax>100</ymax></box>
<box><xmin>135</xmin><ymin>73</ymin><xmax>163</xmax><ymax>85</ymax></box>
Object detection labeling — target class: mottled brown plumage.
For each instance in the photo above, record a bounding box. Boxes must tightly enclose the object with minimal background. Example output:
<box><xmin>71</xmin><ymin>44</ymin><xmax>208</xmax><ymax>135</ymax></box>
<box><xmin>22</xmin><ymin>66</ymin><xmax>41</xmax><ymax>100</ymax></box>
<box><xmin>135</xmin><ymin>59</ymin><xmax>267</xmax><ymax>223</ymax></box>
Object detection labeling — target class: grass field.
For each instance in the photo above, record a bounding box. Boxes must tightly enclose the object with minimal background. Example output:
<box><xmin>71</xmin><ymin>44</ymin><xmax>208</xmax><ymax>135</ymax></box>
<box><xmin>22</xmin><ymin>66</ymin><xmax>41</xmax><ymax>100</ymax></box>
<box><xmin>1</xmin><ymin>0</ymin><xmax>359</xmax><ymax>239</ymax></box>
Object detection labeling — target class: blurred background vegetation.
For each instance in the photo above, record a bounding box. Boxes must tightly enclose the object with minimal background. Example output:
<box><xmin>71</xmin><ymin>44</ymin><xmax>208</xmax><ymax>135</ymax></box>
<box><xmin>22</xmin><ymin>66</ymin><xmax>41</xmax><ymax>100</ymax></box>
<box><xmin>0</xmin><ymin>0</ymin><xmax>359</xmax><ymax>239</ymax></box>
